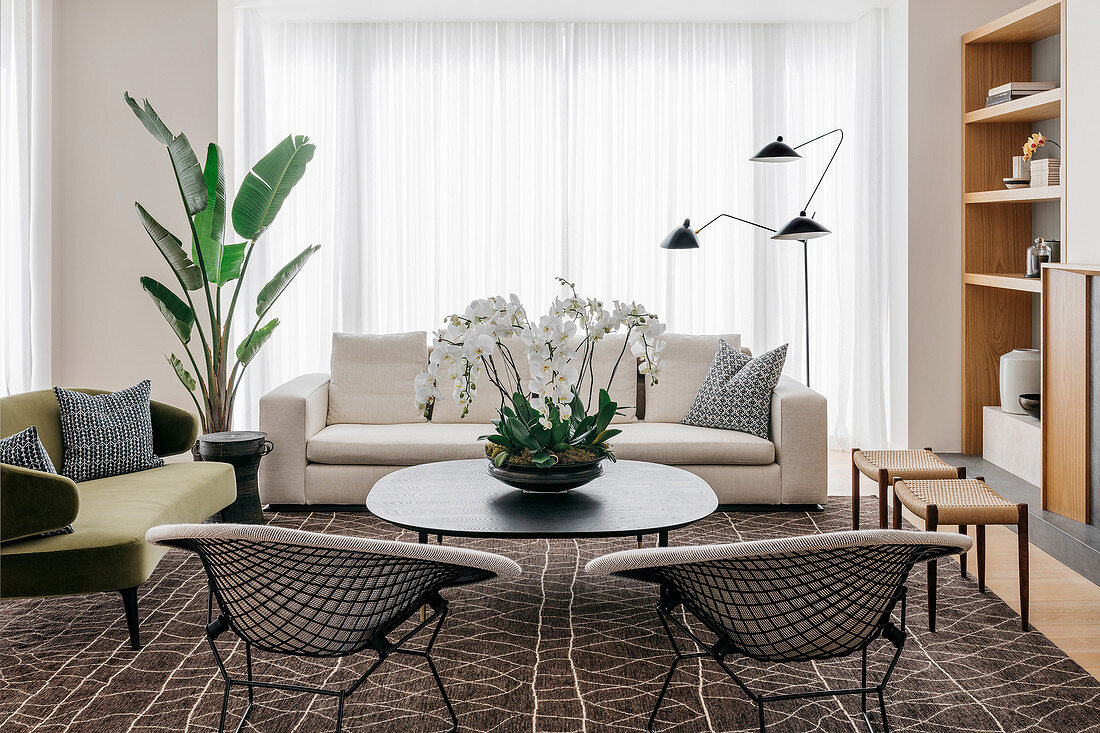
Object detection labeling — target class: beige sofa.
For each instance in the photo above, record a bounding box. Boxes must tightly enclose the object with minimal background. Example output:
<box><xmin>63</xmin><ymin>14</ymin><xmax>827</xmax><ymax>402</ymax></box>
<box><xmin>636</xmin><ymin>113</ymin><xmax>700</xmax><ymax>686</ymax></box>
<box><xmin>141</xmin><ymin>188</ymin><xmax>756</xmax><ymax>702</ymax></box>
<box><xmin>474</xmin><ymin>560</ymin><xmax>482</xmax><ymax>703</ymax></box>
<box><xmin>258</xmin><ymin>332</ymin><xmax>827</xmax><ymax>508</ymax></box>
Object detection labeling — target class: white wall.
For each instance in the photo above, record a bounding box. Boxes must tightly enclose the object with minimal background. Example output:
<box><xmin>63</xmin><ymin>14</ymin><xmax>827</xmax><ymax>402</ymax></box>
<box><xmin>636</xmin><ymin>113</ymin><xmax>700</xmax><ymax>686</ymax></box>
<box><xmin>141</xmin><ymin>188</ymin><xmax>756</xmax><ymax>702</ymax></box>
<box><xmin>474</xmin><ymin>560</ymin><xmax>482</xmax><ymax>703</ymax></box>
<box><xmin>1065</xmin><ymin>0</ymin><xmax>1100</xmax><ymax>263</ymax></box>
<box><xmin>905</xmin><ymin>0</ymin><xmax>1035</xmax><ymax>451</ymax></box>
<box><xmin>51</xmin><ymin>0</ymin><xmax>218</xmax><ymax>411</ymax></box>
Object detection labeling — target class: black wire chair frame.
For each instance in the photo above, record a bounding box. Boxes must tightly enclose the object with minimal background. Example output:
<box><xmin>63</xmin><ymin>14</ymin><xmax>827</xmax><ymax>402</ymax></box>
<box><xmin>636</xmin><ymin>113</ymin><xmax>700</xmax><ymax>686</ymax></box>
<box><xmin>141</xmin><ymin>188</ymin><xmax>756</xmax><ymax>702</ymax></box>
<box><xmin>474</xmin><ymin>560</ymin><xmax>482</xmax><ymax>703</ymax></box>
<box><xmin>585</xmin><ymin>530</ymin><xmax>971</xmax><ymax>733</ymax></box>
<box><xmin>147</xmin><ymin>523</ymin><xmax>521</xmax><ymax>733</ymax></box>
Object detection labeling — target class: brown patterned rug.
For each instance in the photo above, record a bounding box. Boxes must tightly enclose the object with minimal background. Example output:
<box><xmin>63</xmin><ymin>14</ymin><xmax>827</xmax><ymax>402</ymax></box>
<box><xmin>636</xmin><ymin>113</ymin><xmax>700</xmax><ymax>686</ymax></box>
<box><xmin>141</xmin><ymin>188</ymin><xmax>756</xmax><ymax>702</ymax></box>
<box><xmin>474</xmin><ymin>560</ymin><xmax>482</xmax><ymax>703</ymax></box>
<box><xmin>2</xmin><ymin>498</ymin><xmax>1099</xmax><ymax>732</ymax></box>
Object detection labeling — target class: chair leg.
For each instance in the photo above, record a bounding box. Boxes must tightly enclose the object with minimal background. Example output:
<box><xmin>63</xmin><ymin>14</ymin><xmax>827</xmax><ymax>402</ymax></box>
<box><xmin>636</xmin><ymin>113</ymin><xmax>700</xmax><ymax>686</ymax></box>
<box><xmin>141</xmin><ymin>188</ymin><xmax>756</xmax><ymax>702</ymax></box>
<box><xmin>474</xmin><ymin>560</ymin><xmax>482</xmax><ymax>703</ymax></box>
<box><xmin>119</xmin><ymin>586</ymin><xmax>141</xmax><ymax>650</ymax></box>
<box><xmin>891</xmin><ymin>489</ymin><xmax>902</xmax><ymax>530</ymax></box>
<box><xmin>648</xmin><ymin>654</ymin><xmax>686</xmax><ymax>732</ymax></box>
<box><xmin>976</xmin><ymin>525</ymin><xmax>986</xmax><ymax>592</ymax></box>
<box><xmin>757</xmin><ymin>699</ymin><xmax>766</xmax><ymax>732</ymax></box>
<box><xmin>426</xmin><ymin>654</ymin><xmax>459</xmax><ymax>733</ymax></box>
<box><xmin>852</xmin><ymin>449</ymin><xmax>861</xmax><ymax>530</ymax></box>
<box><xmin>1018</xmin><ymin>504</ymin><xmax>1030</xmax><ymax>631</ymax></box>
<box><xmin>335</xmin><ymin>692</ymin><xmax>345</xmax><ymax>733</ymax></box>
<box><xmin>958</xmin><ymin>525</ymin><xmax>968</xmax><ymax>577</ymax></box>
<box><xmin>926</xmin><ymin>505</ymin><xmax>939</xmax><ymax>632</ymax></box>
<box><xmin>877</xmin><ymin>469</ymin><xmax>889</xmax><ymax>529</ymax></box>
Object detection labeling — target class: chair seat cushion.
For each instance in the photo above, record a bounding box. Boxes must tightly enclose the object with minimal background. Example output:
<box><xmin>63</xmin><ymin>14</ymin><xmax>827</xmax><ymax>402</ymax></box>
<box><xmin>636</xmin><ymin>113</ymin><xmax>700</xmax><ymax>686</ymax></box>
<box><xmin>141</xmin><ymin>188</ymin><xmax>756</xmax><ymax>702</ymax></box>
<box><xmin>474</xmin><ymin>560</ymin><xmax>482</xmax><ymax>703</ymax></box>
<box><xmin>605</xmin><ymin>422</ymin><xmax>775</xmax><ymax>465</ymax></box>
<box><xmin>1</xmin><ymin>462</ymin><xmax>236</xmax><ymax>598</ymax></box>
<box><xmin>308</xmin><ymin>423</ymin><xmax>494</xmax><ymax>465</ymax></box>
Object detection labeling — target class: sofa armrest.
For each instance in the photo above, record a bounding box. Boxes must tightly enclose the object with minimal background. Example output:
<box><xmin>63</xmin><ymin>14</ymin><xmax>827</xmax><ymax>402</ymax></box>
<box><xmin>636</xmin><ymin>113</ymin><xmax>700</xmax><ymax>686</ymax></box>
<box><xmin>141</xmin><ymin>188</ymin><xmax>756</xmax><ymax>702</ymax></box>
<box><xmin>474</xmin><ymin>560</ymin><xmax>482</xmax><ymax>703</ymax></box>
<box><xmin>770</xmin><ymin>376</ymin><xmax>827</xmax><ymax>505</ymax></box>
<box><xmin>1</xmin><ymin>464</ymin><xmax>80</xmax><ymax>542</ymax></box>
<box><xmin>258</xmin><ymin>373</ymin><xmax>330</xmax><ymax>505</ymax></box>
<box><xmin>150</xmin><ymin>400</ymin><xmax>200</xmax><ymax>457</ymax></box>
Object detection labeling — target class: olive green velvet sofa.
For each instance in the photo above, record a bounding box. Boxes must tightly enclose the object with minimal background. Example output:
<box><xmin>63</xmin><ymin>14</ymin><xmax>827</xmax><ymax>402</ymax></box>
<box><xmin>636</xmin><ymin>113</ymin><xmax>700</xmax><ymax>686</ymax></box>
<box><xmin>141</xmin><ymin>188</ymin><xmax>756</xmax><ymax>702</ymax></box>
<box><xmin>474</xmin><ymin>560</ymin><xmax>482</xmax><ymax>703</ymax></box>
<box><xmin>0</xmin><ymin>389</ymin><xmax>236</xmax><ymax>649</ymax></box>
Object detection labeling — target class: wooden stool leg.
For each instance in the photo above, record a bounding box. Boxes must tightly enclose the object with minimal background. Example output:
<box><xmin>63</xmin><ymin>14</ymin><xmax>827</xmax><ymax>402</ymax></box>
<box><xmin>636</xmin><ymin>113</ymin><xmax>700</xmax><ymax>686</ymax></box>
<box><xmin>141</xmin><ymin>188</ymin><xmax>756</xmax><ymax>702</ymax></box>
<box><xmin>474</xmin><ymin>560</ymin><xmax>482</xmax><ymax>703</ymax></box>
<box><xmin>892</xmin><ymin>488</ymin><xmax>902</xmax><ymax>530</ymax></box>
<box><xmin>851</xmin><ymin>449</ymin><xmax>861</xmax><ymax>530</ymax></box>
<box><xmin>957</xmin><ymin>466</ymin><xmax>966</xmax><ymax>479</ymax></box>
<box><xmin>927</xmin><ymin>504</ymin><xmax>939</xmax><ymax>632</ymax></box>
<box><xmin>1018</xmin><ymin>504</ymin><xmax>1030</xmax><ymax>632</ymax></box>
<box><xmin>958</xmin><ymin>525</ymin><xmax>968</xmax><ymax>577</ymax></box>
<box><xmin>976</xmin><ymin>525</ymin><xmax>986</xmax><ymax>592</ymax></box>
<box><xmin>877</xmin><ymin>469</ymin><xmax>889</xmax><ymax>529</ymax></box>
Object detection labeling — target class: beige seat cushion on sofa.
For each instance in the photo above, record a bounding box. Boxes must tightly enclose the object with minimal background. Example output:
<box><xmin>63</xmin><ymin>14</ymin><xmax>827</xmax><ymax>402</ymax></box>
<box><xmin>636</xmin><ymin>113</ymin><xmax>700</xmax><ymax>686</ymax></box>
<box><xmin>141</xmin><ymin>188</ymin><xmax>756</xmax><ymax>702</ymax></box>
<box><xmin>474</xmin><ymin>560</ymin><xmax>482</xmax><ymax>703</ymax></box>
<box><xmin>307</xmin><ymin>421</ymin><xmax>773</xmax><ymax>467</ymax></box>
<box><xmin>430</xmin><ymin>337</ymin><xmax>530</xmax><ymax>423</ymax></box>
<box><xmin>643</xmin><ymin>333</ymin><xmax>741</xmax><ymax>423</ymax></box>
<box><xmin>327</xmin><ymin>332</ymin><xmax>427</xmax><ymax>424</ymax></box>
<box><xmin>308</xmin><ymin>422</ymin><xmax>492</xmax><ymax>464</ymax></box>
<box><xmin>608</xmin><ymin>422</ymin><xmax>774</xmax><ymax>465</ymax></box>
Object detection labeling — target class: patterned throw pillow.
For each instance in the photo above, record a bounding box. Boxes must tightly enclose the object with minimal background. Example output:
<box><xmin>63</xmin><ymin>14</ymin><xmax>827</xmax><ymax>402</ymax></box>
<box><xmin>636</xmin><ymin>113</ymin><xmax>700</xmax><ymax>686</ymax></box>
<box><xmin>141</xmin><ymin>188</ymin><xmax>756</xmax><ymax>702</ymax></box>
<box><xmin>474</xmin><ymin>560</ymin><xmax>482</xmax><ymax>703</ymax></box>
<box><xmin>54</xmin><ymin>381</ymin><xmax>164</xmax><ymax>482</ymax></box>
<box><xmin>0</xmin><ymin>426</ymin><xmax>74</xmax><ymax>540</ymax></box>
<box><xmin>682</xmin><ymin>341</ymin><xmax>788</xmax><ymax>439</ymax></box>
<box><xmin>0</xmin><ymin>426</ymin><xmax>57</xmax><ymax>474</ymax></box>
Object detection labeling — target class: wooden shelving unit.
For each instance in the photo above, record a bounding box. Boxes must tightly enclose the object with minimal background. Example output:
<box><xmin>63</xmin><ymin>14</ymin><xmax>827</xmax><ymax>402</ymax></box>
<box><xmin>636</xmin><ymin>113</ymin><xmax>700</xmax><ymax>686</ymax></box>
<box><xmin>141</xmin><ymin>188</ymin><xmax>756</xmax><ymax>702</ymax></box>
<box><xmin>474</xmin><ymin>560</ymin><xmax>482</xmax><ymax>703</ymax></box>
<box><xmin>960</xmin><ymin>0</ymin><xmax>1065</xmax><ymax>455</ymax></box>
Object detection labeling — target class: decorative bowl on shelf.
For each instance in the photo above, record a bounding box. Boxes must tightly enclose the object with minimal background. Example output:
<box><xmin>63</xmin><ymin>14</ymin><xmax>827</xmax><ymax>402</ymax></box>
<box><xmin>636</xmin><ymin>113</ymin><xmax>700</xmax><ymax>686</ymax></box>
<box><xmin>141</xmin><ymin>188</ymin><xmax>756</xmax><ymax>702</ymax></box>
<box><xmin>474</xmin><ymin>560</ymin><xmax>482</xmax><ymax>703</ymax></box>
<box><xmin>1018</xmin><ymin>393</ymin><xmax>1041</xmax><ymax>419</ymax></box>
<box><xmin>1003</xmin><ymin>177</ymin><xmax>1030</xmax><ymax>189</ymax></box>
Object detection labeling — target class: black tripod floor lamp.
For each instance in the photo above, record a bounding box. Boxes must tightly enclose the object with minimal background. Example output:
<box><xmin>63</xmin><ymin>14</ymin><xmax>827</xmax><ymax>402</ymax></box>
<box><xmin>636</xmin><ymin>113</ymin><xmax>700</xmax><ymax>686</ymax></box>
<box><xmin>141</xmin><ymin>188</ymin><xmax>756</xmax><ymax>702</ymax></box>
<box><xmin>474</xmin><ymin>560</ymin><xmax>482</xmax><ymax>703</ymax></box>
<box><xmin>659</xmin><ymin>128</ymin><xmax>843</xmax><ymax>389</ymax></box>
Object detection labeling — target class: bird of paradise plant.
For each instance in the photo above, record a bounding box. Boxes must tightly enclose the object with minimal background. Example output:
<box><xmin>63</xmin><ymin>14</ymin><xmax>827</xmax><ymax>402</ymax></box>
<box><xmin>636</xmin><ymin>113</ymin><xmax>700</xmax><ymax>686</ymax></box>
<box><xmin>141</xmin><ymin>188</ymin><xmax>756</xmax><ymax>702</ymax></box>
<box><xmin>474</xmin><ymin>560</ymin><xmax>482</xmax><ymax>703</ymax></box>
<box><xmin>125</xmin><ymin>93</ymin><xmax>319</xmax><ymax>433</ymax></box>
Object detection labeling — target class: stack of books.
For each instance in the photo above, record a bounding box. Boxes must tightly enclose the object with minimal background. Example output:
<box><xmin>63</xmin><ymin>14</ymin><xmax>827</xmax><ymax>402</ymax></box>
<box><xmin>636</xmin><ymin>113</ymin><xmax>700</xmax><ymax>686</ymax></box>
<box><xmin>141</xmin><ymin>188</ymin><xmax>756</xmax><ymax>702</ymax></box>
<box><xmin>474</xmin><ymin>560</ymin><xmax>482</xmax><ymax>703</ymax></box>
<box><xmin>985</xmin><ymin>81</ymin><xmax>1058</xmax><ymax>107</ymax></box>
<box><xmin>1030</xmin><ymin>158</ymin><xmax>1061</xmax><ymax>187</ymax></box>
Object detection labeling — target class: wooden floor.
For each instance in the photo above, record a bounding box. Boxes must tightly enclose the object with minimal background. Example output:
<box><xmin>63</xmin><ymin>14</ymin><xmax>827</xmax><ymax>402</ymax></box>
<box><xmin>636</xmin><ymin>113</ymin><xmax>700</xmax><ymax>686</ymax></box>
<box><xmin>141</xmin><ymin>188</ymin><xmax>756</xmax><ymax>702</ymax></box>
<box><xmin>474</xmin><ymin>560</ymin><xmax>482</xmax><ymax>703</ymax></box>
<box><xmin>832</xmin><ymin>450</ymin><xmax>1100</xmax><ymax>680</ymax></box>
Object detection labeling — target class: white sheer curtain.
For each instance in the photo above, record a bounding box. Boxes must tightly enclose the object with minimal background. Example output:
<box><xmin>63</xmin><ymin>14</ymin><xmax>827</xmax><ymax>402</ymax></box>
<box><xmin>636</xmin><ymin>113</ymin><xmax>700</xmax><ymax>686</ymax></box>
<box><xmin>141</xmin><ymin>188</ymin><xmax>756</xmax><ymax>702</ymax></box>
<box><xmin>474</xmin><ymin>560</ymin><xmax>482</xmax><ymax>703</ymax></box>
<box><xmin>0</xmin><ymin>0</ymin><xmax>50</xmax><ymax>396</ymax></box>
<box><xmin>233</xmin><ymin>11</ymin><xmax>891</xmax><ymax>447</ymax></box>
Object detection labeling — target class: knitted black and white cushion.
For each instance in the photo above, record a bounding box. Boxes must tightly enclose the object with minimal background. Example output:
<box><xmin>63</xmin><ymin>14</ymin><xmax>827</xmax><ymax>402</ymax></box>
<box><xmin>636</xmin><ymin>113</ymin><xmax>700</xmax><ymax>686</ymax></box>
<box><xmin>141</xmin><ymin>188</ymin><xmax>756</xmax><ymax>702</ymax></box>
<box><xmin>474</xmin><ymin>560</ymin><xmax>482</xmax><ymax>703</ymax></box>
<box><xmin>54</xmin><ymin>381</ymin><xmax>164</xmax><ymax>482</ymax></box>
<box><xmin>0</xmin><ymin>426</ymin><xmax>57</xmax><ymax>474</ymax></box>
<box><xmin>682</xmin><ymin>341</ymin><xmax>788</xmax><ymax>439</ymax></box>
<box><xmin>0</xmin><ymin>426</ymin><xmax>75</xmax><ymax>540</ymax></box>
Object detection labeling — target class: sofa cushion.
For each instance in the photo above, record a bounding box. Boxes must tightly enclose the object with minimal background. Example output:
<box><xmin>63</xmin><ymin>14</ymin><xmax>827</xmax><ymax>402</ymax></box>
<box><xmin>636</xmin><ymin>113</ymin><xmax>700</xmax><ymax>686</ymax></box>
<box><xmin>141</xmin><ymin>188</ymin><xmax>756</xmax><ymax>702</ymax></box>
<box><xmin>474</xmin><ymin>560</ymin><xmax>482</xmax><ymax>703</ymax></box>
<box><xmin>584</xmin><ymin>334</ymin><xmax>639</xmax><ymax>423</ymax></box>
<box><xmin>328</xmin><ymin>332</ymin><xmax>427</xmax><ymax>425</ymax></box>
<box><xmin>683</xmin><ymin>342</ymin><xmax>787</xmax><ymax>439</ymax></box>
<box><xmin>308</xmin><ymin>423</ymin><xmax>493</xmax><ymax>465</ymax></box>
<box><xmin>643</xmin><ymin>333</ymin><xmax>742</xmax><ymax>422</ymax></box>
<box><xmin>430</xmin><ymin>337</ymin><xmax>530</xmax><ymax>423</ymax></box>
<box><xmin>605</xmin><ymin>422</ymin><xmax>774</xmax><ymax>465</ymax></box>
<box><xmin>0</xmin><ymin>426</ymin><xmax>56</xmax><ymax>474</ymax></box>
<box><xmin>54</xmin><ymin>381</ymin><xmax>164</xmax><ymax>482</ymax></box>
<box><xmin>0</xmin><ymin>462</ymin><xmax>235</xmax><ymax>598</ymax></box>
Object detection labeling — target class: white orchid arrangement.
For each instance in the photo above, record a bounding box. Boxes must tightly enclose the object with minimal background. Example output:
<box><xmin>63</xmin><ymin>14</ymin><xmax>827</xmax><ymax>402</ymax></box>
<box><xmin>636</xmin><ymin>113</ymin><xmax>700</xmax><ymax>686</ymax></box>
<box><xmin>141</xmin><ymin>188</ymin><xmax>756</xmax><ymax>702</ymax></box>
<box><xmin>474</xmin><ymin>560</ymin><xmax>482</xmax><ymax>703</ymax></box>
<box><xmin>414</xmin><ymin>278</ymin><xmax>666</xmax><ymax>468</ymax></box>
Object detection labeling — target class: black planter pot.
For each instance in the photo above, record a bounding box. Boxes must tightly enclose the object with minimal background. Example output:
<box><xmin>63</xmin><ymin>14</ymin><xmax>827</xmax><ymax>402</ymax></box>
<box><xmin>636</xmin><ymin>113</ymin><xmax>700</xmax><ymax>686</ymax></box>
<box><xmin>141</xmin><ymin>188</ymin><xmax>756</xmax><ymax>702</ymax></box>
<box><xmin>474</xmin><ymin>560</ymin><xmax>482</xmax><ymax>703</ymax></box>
<box><xmin>486</xmin><ymin>458</ymin><xmax>604</xmax><ymax>493</ymax></box>
<box><xmin>193</xmin><ymin>431</ymin><xmax>273</xmax><ymax>524</ymax></box>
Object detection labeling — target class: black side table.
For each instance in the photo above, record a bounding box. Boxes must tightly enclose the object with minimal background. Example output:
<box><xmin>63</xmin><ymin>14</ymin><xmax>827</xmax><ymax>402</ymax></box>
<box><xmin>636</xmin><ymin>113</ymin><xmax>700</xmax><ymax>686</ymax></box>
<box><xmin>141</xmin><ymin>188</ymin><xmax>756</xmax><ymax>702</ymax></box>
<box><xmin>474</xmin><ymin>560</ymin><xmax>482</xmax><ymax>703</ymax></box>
<box><xmin>194</xmin><ymin>431</ymin><xmax>272</xmax><ymax>524</ymax></box>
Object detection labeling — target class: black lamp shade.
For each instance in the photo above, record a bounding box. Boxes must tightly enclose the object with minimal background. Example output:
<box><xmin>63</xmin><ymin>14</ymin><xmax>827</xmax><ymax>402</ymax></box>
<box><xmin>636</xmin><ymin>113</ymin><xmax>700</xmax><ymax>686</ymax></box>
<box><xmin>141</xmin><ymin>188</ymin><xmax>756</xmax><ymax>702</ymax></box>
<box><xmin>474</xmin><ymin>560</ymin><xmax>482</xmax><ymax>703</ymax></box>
<box><xmin>750</xmin><ymin>136</ymin><xmax>801</xmax><ymax>163</ymax></box>
<box><xmin>660</xmin><ymin>219</ymin><xmax>700</xmax><ymax>249</ymax></box>
<box><xmin>771</xmin><ymin>212</ymin><xmax>831</xmax><ymax>240</ymax></box>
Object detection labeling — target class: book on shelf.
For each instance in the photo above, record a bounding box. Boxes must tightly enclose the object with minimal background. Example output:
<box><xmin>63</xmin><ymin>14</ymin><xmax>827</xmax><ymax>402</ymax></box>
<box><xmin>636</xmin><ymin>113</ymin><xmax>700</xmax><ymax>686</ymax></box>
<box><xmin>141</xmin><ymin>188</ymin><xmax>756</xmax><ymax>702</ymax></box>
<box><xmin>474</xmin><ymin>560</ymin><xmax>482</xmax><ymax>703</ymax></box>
<box><xmin>988</xmin><ymin>81</ymin><xmax>1057</xmax><ymax>96</ymax></box>
<box><xmin>985</xmin><ymin>91</ymin><xmax>1035</xmax><ymax>107</ymax></box>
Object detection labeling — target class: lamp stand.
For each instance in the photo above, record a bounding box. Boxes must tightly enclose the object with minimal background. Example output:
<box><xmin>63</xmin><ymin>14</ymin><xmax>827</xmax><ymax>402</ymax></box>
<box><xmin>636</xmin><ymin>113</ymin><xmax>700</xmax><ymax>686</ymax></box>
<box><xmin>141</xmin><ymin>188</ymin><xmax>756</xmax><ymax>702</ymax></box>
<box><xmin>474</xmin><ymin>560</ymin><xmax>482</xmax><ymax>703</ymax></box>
<box><xmin>801</xmin><ymin>239</ymin><xmax>810</xmax><ymax>389</ymax></box>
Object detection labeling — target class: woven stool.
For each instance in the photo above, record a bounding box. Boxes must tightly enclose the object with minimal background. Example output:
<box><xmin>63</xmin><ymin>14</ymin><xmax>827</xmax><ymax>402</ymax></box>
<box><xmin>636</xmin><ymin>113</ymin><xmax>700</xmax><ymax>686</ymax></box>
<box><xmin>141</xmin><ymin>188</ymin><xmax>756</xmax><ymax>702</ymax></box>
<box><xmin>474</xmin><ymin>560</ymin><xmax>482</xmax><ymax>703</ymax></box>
<box><xmin>893</xmin><ymin>477</ymin><xmax>1029</xmax><ymax>632</ymax></box>
<box><xmin>851</xmin><ymin>448</ymin><xmax>962</xmax><ymax>530</ymax></box>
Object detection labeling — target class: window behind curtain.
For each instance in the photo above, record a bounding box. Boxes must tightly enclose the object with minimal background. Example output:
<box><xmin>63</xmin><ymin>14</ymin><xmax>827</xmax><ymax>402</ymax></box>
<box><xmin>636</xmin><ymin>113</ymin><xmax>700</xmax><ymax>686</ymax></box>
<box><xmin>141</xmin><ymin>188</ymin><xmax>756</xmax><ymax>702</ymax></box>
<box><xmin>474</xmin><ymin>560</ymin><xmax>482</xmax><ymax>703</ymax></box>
<box><xmin>232</xmin><ymin>12</ymin><xmax>890</xmax><ymax>447</ymax></box>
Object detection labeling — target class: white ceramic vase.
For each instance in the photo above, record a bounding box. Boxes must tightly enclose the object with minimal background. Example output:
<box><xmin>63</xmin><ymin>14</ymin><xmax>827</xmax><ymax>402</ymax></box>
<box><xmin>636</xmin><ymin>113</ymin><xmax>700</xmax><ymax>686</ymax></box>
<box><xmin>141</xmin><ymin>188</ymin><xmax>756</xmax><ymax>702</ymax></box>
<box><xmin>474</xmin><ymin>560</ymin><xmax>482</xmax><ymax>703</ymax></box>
<box><xmin>999</xmin><ymin>348</ymin><xmax>1040</xmax><ymax>415</ymax></box>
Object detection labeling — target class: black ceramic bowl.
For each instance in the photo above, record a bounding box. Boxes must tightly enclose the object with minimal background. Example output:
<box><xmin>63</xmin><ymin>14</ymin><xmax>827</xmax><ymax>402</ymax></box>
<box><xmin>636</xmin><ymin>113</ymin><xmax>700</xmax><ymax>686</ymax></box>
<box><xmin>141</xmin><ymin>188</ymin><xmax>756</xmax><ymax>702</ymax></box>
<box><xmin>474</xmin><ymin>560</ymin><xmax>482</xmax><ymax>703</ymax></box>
<box><xmin>1018</xmin><ymin>393</ymin><xmax>1041</xmax><ymax>419</ymax></box>
<box><xmin>486</xmin><ymin>459</ymin><xmax>604</xmax><ymax>493</ymax></box>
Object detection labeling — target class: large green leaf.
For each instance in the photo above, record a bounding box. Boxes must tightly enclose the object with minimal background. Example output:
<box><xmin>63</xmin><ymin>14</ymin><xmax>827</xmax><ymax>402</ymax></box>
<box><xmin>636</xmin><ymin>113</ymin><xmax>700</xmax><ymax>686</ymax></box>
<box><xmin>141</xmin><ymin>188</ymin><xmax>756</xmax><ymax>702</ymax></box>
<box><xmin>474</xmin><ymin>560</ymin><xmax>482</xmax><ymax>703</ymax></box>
<box><xmin>136</xmin><ymin>203</ymin><xmax>203</xmax><ymax>290</ymax></box>
<box><xmin>236</xmin><ymin>319</ymin><xmax>280</xmax><ymax>365</ymax></box>
<box><xmin>140</xmin><ymin>276</ymin><xmax>195</xmax><ymax>344</ymax></box>
<box><xmin>166</xmin><ymin>353</ymin><xmax>197</xmax><ymax>392</ymax></box>
<box><xmin>168</xmin><ymin>133</ymin><xmax>208</xmax><ymax>216</ymax></box>
<box><xmin>232</xmin><ymin>135</ymin><xmax>316</xmax><ymax>240</ymax></box>
<box><xmin>255</xmin><ymin>245</ymin><xmax>320</xmax><ymax>316</ymax></box>
<box><xmin>124</xmin><ymin>93</ymin><xmax>173</xmax><ymax>145</ymax></box>
<box><xmin>192</xmin><ymin>143</ymin><xmax>239</xmax><ymax>285</ymax></box>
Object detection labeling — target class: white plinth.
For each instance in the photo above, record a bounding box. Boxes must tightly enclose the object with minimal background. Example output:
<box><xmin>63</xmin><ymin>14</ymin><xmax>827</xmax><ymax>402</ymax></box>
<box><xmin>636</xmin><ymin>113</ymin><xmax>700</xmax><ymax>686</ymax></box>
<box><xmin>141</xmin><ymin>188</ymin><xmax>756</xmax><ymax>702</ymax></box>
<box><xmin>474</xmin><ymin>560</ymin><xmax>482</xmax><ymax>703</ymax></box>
<box><xmin>982</xmin><ymin>406</ymin><xmax>1042</xmax><ymax>486</ymax></box>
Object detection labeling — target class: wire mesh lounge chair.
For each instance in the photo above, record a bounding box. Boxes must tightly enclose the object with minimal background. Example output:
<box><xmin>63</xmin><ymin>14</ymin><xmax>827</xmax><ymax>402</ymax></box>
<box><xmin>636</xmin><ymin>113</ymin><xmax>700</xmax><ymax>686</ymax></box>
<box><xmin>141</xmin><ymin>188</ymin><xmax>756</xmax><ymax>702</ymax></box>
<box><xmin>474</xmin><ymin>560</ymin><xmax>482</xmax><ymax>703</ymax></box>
<box><xmin>586</xmin><ymin>529</ymin><xmax>971</xmax><ymax>732</ymax></box>
<box><xmin>147</xmin><ymin>523</ymin><xmax>522</xmax><ymax>733</ymax></box>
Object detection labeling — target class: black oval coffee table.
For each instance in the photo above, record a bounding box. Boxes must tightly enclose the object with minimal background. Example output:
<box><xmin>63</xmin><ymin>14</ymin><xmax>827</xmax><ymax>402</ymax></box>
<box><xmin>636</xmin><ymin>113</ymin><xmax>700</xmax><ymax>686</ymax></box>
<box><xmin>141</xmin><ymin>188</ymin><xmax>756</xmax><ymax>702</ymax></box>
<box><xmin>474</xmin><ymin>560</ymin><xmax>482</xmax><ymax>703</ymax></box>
<box><xmin>367</xmin><ymin>459</ymin><xmax>718</xmax><ymax>547</ymax></box>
